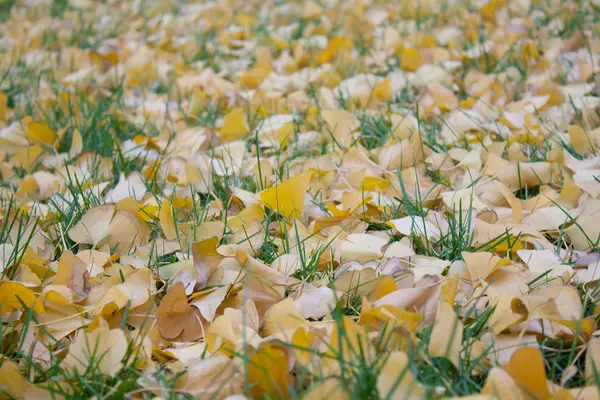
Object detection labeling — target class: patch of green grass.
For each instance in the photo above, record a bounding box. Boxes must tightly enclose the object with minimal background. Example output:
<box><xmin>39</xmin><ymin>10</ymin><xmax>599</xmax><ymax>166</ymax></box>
<box><xmin>357</xmin><ymin>114</ymin><xmax>391</xmax><ymax>150</ymax></box>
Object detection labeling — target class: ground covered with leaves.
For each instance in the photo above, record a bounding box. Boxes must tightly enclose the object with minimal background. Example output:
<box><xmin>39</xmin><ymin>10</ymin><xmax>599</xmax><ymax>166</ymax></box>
<box><xmin>0</xmin><ymin>0</ymin><xmax>600</xmax><ymax>398</ymax></box>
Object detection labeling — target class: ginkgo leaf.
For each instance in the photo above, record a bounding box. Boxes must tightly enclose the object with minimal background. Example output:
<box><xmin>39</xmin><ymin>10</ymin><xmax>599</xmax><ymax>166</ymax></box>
<box><xmin>159</xmin><ymin>199</ymin><xmax>177</xmax><ymax>240</ymax></box>
<box><xmin>220</xmin><ymin>107</ymin><xmax>249</xmax><ymax>142</ymax></box>
<box><xmin>68</xmin><ymin>205</ymin><xmax>149</xmax><ymax>254</ymax></box>
<box><xmin>0</xmin><ymin>282</ymin><xmax>44</xmax><ymax>314</ymax></box>
<box><xmin>189</xmin><ymin>285</ymin><xmax>233</xmax><ymax>322</ymax></box>
<box><xmin>63</xmin><ymin>322</ymin><xmax>128</xmax><ymax>377</ymax></box>
<box><xmin>481</xmin><ymin>368</ymin><xmax>522</xmax><ymax>400</ymax></box>
<box><xmin>321</xmin><ymin>110</ymin><xmax>361</xmax><ymax>148</ymax></box>
<box><xmin>263</xmin><ymin>297</ymin><xmax>309</xmax><ymax>338</ymax></box>
<box><xmin>25</xmin><ymin>121</ymin><xmax>56</xmax><ymax>146</ymax></box>
<box><xmin>157</xmin><ymin>282</ymin><xmax>204</xmax><ymax>341</ymax></box>
<box><xmin>0</xmin><ymin>360</ymin><xmax>30</xmax><ymax>399</ymax></box>
<box><xmin>36</xmin><ymin>288</ymin><xmax>89</xmax><ymax>340</ymax></box>
<box><xmin>377</xmin><ymin>351</ymin><xmax>426</xmax><ymax>399</ymax></box>
<box><xmin>182</xmin><ymin>355</ymin><xmax>243</xmax><ymax>397</ymax></box>
<box><xmin>489</xmin><ymin>296</ymin><xmax>529</xmax><ymax>334</ymax></box>
<box><xmin>585</xmin><ymin>337</ymin><xmax>600</xmax><ymax>380</ymax></box>
<box><xmin>105</xmin><ymin>172</ymin><xmax>147</xmax><ymax>203</ymax></box>
<box><xmin>301</xmin><ymin>378</ymin><xmax>350</xmax><ymax>399</ymax></box>
<box><xmin>54</xmin><ymin>250</ymin><xmax>91</xmax><ymax>303</ymax></box>
<box><xmin>68</xmin><ymin>205</ymin><xmax>115</xmax><ymax>246</ymax></box>
<box><xmin>192</xmin><ymin>236</ymin><xmax>223</xmax><ymax>289</ymax></box>
<box><xmin>293</xmin><ymin>286</ymin><xmax>338</xmax><ymax>319</ymax></box>
<box><xmin>248</xmin><ymin>343</ymin><xmax>291</xmax><ymax>398</ymax></box>
<box><xmin>259</xmin><ymin>170</ymin><xmax>311</xmax><ymax>219</ymax></box>
<box><xmin>428</xmin><ymin>301</ymin><xmax>463</xmax><ymax>367</ymax></box>
<box><xmin>501</xmin><ymin>347</ymin><xmax>551</xmax><ymax>400</ymax></box>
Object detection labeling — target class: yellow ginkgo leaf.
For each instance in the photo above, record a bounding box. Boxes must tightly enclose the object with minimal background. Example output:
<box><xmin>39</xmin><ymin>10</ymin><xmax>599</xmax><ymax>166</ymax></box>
<box><xmin>263</xmin><ymin>297</ymin><xmax>309</xmax><ymax>338</ymax></box>
<box><xmin>11</xmin><ymin>145</ymin><xmax>43</xmax><ymax>171</ymax></box>
<box><xmin>377</xmin><ymin>351</ymin><xmax>426</xmax><ymax>399</ymax></box>
<box><xmin>567</xmin><ymin>125</ymin><xmax>594</xmax><ymax>155</ymax></box>
<box><xmin>321</xmin><ymin>109</ymin><xmax>361</xmax><ymax>148</ymax></box>
<box><xmin>192</xmin><ymin>236</ymin><xmax>223</xmax><ymax>289</ymax></box>
<box><xmin>0</xmin><ymin>360</ymin><xmax>30</xmax><ymax>399</ymax></box>
<box><xmin>54</xmin><ymin>250</ymin><xmax>91</xmax><ymax>303</ymax></box>
<box><xmin>400</xmin><ymin>48</ymin><xmax>423</xmax><ymax>72</ymax></box>
<box><xmin>259</xmin><ymin>170</ymin><xmax>311</xmax><ymax>219</ymax></box>
<box><xmin>248</xmin><ymin>343</ymin><xmax>291</xmax><ymax>398</ymax></box>
<box><xmin>241</xmin><ymin>65</ymin><xmax>272</xmax><ymax>89</ymax></box>
<box><xmin>159</xmin><ymin>199</ymin><xmax>177</xmax><ymax>240</ymax></box>
<box><xmin>220</xmin><ymin>107</ymin><xmax>249</xmax><ymax>142</ymax></box>
<box><xmin>489</xmin><ymin>296</ymin><xmax>529</xmax><ymax>334</ymax></box>
<box><xmin>428</xmin><ymin>301</ymin><xmax>463</xmax><ymax>368</ymax></box>
<box><xmin>0</xmin><ymin>282</ymin><xmax>44</xmax><ymax>314</ymax></box>
<box><xmin>481</xmin><ymin>368</ymin><xmax>521</xmax><ymax>400</ymax></box>
<box><xmin>63</xmin><ymin>322</ymin><xmax>128</xmax><ymax>377</ymax></box>
<box><xmin>15</xmin><ymin>175</ymin><xmax>39</xmax><ymax>199</ymax></box>
<box><xmin>501</xmin><ymin>347</ymin><xmax>551</xmax><ymax>400</ymax></box>
<box><xmin>25</xmin><ymin>121</ymin><xmax>57</xmax><ymax>146</ymax></box>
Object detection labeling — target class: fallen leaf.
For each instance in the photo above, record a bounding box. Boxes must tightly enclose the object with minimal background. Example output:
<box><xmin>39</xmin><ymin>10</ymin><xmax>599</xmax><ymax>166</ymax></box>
<box><xmin>428</xmin><ymin>301</ymin><xmax>463</xmax><ymax>367</ymax></box>
<box><xmin>63</xmin><ymin>322</ymin><xmax>128</xmax><ymax>377</ymax></box>
<box><xmin>259</xmin><ymin>171</ymin><xmax>311</xmax><ymax>219</ymax></box>
<box><xmin>157</xmin><ymin>282</ymin><xmax>204</xmax><ymax>341</ymax></box>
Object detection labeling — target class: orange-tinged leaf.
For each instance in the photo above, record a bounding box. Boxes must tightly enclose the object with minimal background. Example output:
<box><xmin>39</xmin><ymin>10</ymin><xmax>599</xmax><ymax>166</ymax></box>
<box><xmin>248</xmin><ymin>343</ymin><xmax>291</xmax><ymax>398</ymax></box>
<box><xmin>368</xmin><ymin>276</ymin><xmax>397</xmax><ymax>301</ymax></box>
<box><xmin>502</xmin><ymin>347</ymin><xmax>551</xmax><ymax>400</ymax></box>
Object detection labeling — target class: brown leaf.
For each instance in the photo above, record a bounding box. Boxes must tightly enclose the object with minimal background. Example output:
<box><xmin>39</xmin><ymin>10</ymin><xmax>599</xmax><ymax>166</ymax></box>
<box><xmin>157</xmin><ymin>282</ymin><xmax>204</xmax><ymax>342</ymax></box>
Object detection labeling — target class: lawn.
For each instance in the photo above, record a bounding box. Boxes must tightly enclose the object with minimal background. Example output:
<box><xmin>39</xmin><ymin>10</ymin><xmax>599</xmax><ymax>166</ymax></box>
<box><xmin>0</xmin><ymin>0</ymin><xmax>599</xmax><ymax>399</ymax></box>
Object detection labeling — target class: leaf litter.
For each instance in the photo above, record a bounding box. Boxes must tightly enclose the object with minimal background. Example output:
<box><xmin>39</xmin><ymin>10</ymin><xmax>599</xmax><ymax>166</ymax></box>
<box><xmin>0</xmin><ymin>0</ymin><xmax>599</xmax><ymax>399</ymax></box>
